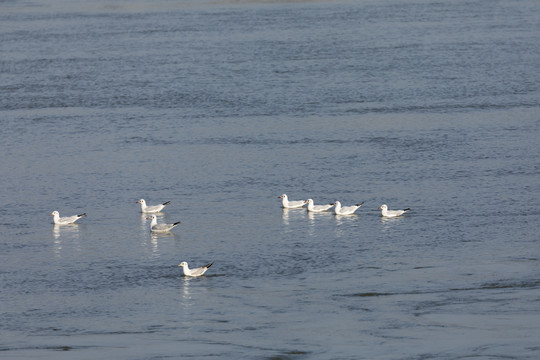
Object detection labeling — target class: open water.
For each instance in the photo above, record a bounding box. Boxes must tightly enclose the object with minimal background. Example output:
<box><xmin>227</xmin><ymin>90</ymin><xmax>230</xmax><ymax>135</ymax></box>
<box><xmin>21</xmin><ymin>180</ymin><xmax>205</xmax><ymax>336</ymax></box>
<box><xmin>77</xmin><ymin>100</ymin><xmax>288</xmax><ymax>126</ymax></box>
<box><xmin>1</xmin><ymin>0</ymin><xmax>539</xmax><ymax>359</ymax></box>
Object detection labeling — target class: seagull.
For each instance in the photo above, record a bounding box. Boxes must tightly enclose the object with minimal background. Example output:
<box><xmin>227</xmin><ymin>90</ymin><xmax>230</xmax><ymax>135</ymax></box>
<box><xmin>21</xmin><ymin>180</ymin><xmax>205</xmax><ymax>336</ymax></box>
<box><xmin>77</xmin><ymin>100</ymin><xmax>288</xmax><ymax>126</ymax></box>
<box><xmin>146</xmin><ymin>215</ymin><xmax>180</xmax><ymax>232</ymax></box>
<box><xmin>136</xmin><ymin>199</ymin><xmax>170</xmax><ymax>213</ymax></box>
<box><xmin>332</xmin><ymin>201</ymin><xmax>364</xmax><ymax>215</ymax></box>
<box><xmin>378</xmin><ymin>204</ymin><xmax>410</xmax><ymax>217</ymax></box>
<box><xmin>278</xmin><ymin>194</ymin><xmax>306</xmax><ymax>209</ymax></box>
<box><xmin>305</xmin><ymin>198</ymin><xmax>334</xmax><ymax>212</ymax></box>
<box><xmin>50</xmin><ymin>210</ymin><xmax>86</xmax><ymax>225</ymax></box>
<box><xmin>178</xmin><ymin>261</ymin><xmax>213</xmax><ymax>277</ymax></box>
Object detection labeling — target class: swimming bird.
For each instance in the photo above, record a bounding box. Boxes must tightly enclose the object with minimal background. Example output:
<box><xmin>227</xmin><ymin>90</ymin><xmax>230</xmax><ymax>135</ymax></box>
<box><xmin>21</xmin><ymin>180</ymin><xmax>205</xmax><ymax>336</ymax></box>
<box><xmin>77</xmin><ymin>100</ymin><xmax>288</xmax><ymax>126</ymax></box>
<box><xmin>136</xmin><ymin>199</ymin><xmax>170</xmax><ymax>213</ymax></box>
<box><xmin>178</xmin><ymin>261</ymin><xmax>213</xmax><ymax>277</ymax></box>
<box><xmin>305</xmin><ymin>198</ymin><xmax>334</xmax><ymax>212</ymax></box>
<box><xmin>146</xmin><ymin>215</ymin><xmax>180</xmax><ymax>232</ymax></box>
<box><xmin>378</xmin><ymin>204</ymin><xmax>410</xmax><ymax>217</ymax></box>
<box><xmin>332</xmin><ymin>201</ymin><xmax>364</xmax><ymax>215</ymax></box>
<box><xmin>278</xmin><ymin>194</ymin><xmax>306</xmax><ymax>209</ymax></box>
<box><xmin>50</xmin><ymin>210</ymin><xmax>86</xmax><ymax>225</ymax></box>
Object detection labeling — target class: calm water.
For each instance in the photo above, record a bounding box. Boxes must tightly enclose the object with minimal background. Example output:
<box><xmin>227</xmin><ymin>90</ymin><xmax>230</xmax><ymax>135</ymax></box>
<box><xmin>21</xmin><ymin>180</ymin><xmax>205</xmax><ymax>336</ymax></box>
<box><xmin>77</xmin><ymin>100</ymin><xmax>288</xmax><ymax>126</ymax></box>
<box><xmin>1</xmin><ymin>0</ymin><xmax>539</xmax><ymax>359</ymax></box>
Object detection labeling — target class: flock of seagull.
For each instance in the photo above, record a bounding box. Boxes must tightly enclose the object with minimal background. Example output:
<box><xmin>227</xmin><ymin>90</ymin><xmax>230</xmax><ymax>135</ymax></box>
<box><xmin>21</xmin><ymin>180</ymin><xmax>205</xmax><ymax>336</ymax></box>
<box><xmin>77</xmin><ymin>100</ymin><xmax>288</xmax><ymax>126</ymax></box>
<box><xmin>48</xmin><ymin>194</ymin><xmax>410</xmax><ymax>278</ymax></box>
<box><xmin>278</xmin><ymin>194</ymin><xmax>411</xmax><ymax>217</ymax></box>
<box><xmin>49</xmin><ymin>199</ymin><xmax>213</xmax><ymax>277</ymax></box>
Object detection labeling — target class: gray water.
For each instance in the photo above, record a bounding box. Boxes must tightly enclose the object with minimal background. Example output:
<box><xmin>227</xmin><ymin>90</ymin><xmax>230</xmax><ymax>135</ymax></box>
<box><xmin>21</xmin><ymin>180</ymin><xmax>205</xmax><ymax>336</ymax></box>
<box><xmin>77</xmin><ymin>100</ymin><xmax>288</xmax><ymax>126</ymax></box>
<box><xmin>1</xmin><ymin>0</ymin><xmax>539</xmax><ymax>359</ymax></box>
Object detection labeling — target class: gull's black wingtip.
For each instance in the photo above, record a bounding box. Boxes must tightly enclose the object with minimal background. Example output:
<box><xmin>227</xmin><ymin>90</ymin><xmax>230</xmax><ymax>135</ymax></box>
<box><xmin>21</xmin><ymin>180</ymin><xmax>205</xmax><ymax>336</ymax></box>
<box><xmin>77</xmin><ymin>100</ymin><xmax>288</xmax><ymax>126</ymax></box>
<box><xmin>162</xmin><ymin>201</ymin><xmax>171</xmax><ymax>206</ymax></box>
<box><xmin>205</xmin><ymin>262</ymin><xmax>214</xmax><ymax>268</ymax></box>
<box><xmin>173</xmin><ymin>221</ymin><xmax>181</xmax><ymax>226</ymax></box>
<box><xmin>78</xmin><ymin>213</ymin><xmax>87</xmax><ymax>217</ymax></box>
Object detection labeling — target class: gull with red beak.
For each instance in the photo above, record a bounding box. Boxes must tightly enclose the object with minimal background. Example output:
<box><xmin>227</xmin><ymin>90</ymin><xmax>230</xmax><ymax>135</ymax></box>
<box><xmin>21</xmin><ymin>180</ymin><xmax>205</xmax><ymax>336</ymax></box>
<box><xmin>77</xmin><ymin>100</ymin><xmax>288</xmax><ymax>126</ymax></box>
<box><xmin>378</xmin><ymin>204</ymin><xmax>410</xmax><ymax>217</ymax></box>
<box><xmin>278</xmin><ymin>194</ymin><xmax>306</xmax><ymax>209</ymax></box>
<box><xmin>305</xmin><ymin>199</ymin><xmax>334</xmax><ymax>212</ymax></box>
<box><xmin>178</xmin><ymin>261</ymin><xmax>213</xmax><ymax>277</ymax></box>
<box><xmin>50</xmin><ymin>210</ymin><xmax>86</xmax><ymax>225</ymax></box>
<box><xmin>331</xmin><ymin>201</ymin><xmax>364</xmax><ymax>215</ymax></box>
<box><xmin>136</xmin><ymin>199</ymin><xmax>170</xmax><ymax>213</ymax></box>
<box><xmin>146</xmin><ymin>215</ymin><xmax>180</xmax><ymax>232</ymax></box>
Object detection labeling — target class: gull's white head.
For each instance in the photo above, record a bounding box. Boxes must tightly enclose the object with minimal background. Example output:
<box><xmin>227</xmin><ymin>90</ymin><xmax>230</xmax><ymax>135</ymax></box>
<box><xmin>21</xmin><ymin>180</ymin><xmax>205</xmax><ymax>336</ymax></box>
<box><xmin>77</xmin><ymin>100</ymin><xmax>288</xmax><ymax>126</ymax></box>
<box><xmin>50</xmin><ymin>210</ymin><xmax>59</xmax><ymax>216</ymax></box>
<box><xmin>178</xmin><ymin>261</ymin><xmax>188</xmax><ymax>267</ymax></box>
<box><xmin>145</xmin><ymin>215</ymin><xmax>156</xmax><ymax>220</ymax></box>
<box><xmin>331</xmin><ymin>201</ymin><xmax>341</xmax><ymax>206</ymax></box>
<box><xmin>306</xmin><ymin>199</ymin><xmax>314</xmax><ymax>204</ymax></box>
<box><xmin>378</xmin><ymin>204</ymin><xmax>388</xmax><ymax>210</ymax></box>
<box><xmin>278</xmin><ymin>194</ymin><xmax>287</xmax><ymax>199</ymax></box>
<box><xmin>136</xmin><ymin>199</ymin><xmax>146</xmax><ymax>205</ymax></box>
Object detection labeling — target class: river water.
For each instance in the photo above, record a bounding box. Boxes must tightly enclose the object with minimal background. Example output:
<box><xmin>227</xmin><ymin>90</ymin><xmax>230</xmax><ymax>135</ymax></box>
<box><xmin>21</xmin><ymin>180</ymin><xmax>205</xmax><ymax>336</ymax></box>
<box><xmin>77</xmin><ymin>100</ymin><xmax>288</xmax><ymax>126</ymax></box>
<box><xmin>1</xmin><ymin>0</ymin><xmax>539</xmax><ymax>359</ymax></box>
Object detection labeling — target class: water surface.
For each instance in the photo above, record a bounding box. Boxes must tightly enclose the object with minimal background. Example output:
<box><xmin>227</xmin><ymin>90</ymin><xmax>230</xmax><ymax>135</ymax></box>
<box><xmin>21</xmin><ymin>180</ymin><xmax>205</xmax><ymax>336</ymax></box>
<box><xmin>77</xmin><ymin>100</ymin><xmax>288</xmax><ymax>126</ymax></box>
<box><xmin>1</xmin><ymin>0</ymin><xmax>539</xmax><ymax>359</ymax></box>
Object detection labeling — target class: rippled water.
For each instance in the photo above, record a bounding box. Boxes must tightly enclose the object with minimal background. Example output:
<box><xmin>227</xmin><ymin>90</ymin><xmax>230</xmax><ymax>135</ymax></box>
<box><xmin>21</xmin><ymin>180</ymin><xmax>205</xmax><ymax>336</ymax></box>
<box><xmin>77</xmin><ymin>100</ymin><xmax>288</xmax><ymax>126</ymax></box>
<box><xmin>1</xmin><ymin>0</ymin><xmax>539</xmax><ymax>359</ymax></box>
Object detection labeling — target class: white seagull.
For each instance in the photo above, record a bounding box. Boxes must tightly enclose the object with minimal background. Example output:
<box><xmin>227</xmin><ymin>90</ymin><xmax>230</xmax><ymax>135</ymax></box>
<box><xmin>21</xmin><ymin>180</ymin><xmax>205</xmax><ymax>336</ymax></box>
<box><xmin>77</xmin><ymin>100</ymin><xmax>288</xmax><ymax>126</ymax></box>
<box><xmin>136</xmin><ymin>199</ymin><xmax>170</xmax><ymax>213</ymax></box>
<box><xmin>378</xmin><ymin>204</ymin><xmax>410</xmax><ymax>217</ymax></box>
<box><xmin>332</xmin><ymin>201</ymin><xmax>364</xmax><ymax>215</ymax></box>
<box><xmin>305</xmin><ymin>198</ymin><xmax>334</xmax><ymax>212</ymax></box>
<box><xmin>178</xmin><ymin>261</ymin><xmax>213</xmax><ymax>277</ymax></box>
<box><xmin>278</xmin><ymin>194</ymin><xmax>306</xmax><ymax>209</ymax></box>
<box><xmin>50</xmin><ymin>210</ymin><xmax>86</xmax><ymax>225</ymax></box>
<box><xmin>146</xmin><ymin>215</ymin><xmax>180</xmax><ymax>232</ymax></box>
